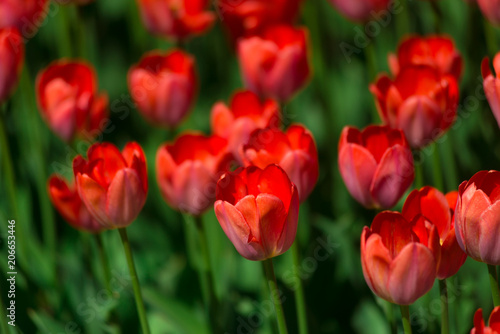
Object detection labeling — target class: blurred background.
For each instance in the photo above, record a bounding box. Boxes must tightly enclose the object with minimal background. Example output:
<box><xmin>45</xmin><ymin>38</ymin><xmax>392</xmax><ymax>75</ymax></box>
<box><xmin>1</xmin><ymin>0</ymin><xmax>500</xmax><ymax>333</ymax></box>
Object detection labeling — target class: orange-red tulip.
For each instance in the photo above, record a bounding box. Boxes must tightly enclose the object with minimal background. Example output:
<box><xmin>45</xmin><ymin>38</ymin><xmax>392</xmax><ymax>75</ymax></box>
<box><xmin>482</xmin><ymin>53</ymin><xmax>500</xmax><ymax>128</ymax></box>
<box><xmin>327</xmin><ymin>0</ymin><xmax>392</xmax><ymax>22</ymax></box>
<box><xmin>370</xmin><ymin>65</ymin><xmax>459</xmax><ymax>148</ymax></box>
<box><xmin>0</xmin><ymin>0</ymin><xmax>48</xmax><ymax>34</ymax></box>
<box><xmin>471</xmin><ymin>307</ymin><xmax>500</xmax><ymax>334</ymax></box>
<box><xmin>128</xmin><ymin>49</ymin><xmax>196</xmax><ymax>128</ymax></box>
<box><xmin>48</xmin><ymin>175</ymin><xmax>104</xmax><ymax>233</ymax></box>
<box><xmin>388</xmin><ymin>35</ymin><xmax>463</xmax><ymax>80</ymax></box>
<box><xmin>361</xmin><ymin>211</ymin><xmax>440</xmax><ymax>305</ymax></box>
<box><xmin>238</xmin><ymin>25</ymin><xmax>310</xmax><ymax>102</ymax></box>
<box><xmin>0</xmin><ymin>27</ymin><xmax>23</xmax><ymax>103</ymax></box>
<box><xmin>477</xmin><ymin>0</ymin><xmax>500</xmax><ymax>26</ymax></box>
<box><xmin>243</xmin><ymin>124</ymin><xmax>318</xmax><ymax>202</ymax></box>
<box><xmin>215</xmin><ymin>165</ymin><xmax>299</xmax><ymax>261</ymax></box>
<box><xmin>338</xmin><ymin>125</ymin><xmax>414</xmax><ymax>209</ymax></box>
<box><xmin>73</xmin><ymin>142</ymin><xmax>148</xmax><ymax>228</ymax></box>
<box><xmin>156</xmin><ymin>133</ymin><xmax>234</xmax><ymax>216</ymax></box>
<box><xmin>211</xmin><ymin>90</ymin><xmax>280</xmax><ymax>163</ymax></box>
<box><xmin>36</xmin><ymin>60</ymin><xmax>108</xmax><ymax>142</ymax></box>
<box><xmin>136</xmin><ymin>0</ymin><xmax>215</xmax><ymax>41</ymax></box>
<box><xmin>455</xmin><ymin>170</ymin><xmax>500</xmax><ymax>265</ymax></box>
<box><xmin>402</xmin><ymin>187</ymin><xmax>466</xmax><ymax>279</ymax></box>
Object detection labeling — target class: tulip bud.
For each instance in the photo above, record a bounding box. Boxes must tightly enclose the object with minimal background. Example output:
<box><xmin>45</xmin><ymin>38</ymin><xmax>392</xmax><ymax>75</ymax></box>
<box><xmin>482</xmin><ymin>53</ymin><xmax>500</xmax><ymax>128</ymax></box>
<box><xmin>128</xmin><ymin>49</ymin><xmax>197</xmax><ymax>128</ymax></box>
<box><xmin>238</xmin><ymin>25</ymin><xmax>310</xmax><ymax>102</ymax></box>
<box><xmin>36</xmin><ymin>60</ymin><xmax>108</xmax><ymax>142</ymax></box>
<box><xmin>243</xmin><ymin>124</ymin><xmax>319</xmax><ymax>202</ymax></box>
<box><xmin>156</xmin><ymin>133</ymin><xmax>234</xmax><ymax>216</ymax></box>
<box><xmin>455</xmin><ymin>170</ymin><xmax>500</xmax><ymax>265</ymax></box>
<box><xmin>214</xmin><ymin>165</ymin><xmax>299</xmax><ymax>261</ymax></box>
<box><xmin>0</xmin><ymin>27</ymin><xmax>24</xmax><ymax>103</ymax></box>
<box><xmin>361</xmin><ymin>211</ymin><xmax>440</xmax><ymax>305</ymax></box>
<box><xmin>471</xmin><ymin>307</ymin><xmax>500</xmax><ymax>333</ymax></box>
<box><xmin>338</xmin><ymin>125</ymin><xmax>414</xmax><ymax>209</ymax></box>
<box><xmin>73</xmin><ymin>142</ymin><xmax>148</xmax><ymax>228</ymax></box>
<box><xmin>48</xmin><ymin>175</ymin><xmax>104</xmax><ymax>233</ymax></box>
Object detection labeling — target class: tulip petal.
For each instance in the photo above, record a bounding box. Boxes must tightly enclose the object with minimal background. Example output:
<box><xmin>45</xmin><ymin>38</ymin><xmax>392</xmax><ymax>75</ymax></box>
<box><xmin>473</xmin><ymin>308</ymin><xmax>485</xmax><ymax>334</ymax></box>
<box><xmin>256</xmin><ymin>193</ymin><xmax>288</xmax><ymax>258</ymax></box>
<box><xmin>437</xmin><ymin>228</ymin><xmax>466</xmax><ymax>279</ymax></box>
<box><xmin>479</xmin><ymin>200</ymin><xmax>500</xmax><ymax>265</ymax></box>
<box><xmin>76</xmin><ymin>173</ymin><xmax>109</xmax><ymax>226</ymax></box>
<box><xmin>463</xmin><ymin>190</ymin><xmax>491</xmax><ymax>261</ymax></box>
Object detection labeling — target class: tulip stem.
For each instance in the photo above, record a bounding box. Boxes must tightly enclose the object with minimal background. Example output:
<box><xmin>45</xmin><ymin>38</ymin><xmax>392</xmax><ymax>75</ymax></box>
<box><xmin>430</xmin><ymin>1</ymin><xmax>443</xmax><ymax>33</ymax></box>
<box><xmin>193</xmin><ymin>215</ymin><xmax>220</xmax><ymax>333</ymax></box>
<box><xmin>262</xmin><ymin>259</ymin><xmax>288</xmax><ymax>334</ymax></box>
<box><xmin>396</xmin><ymin>0</ymin><xmax>411</xmax><ymax>39</ymax></box>
<box><xmin>488</xmin><ymin>264</ymin><xmax>500</xmax><ymax>307</ymax></box>
<box><xmin>399</xmin><ymin>304</ymin><xmax>412</xmax><ymax>334</ymax></box>
<box><xmin>414</xmin><ymin>161</ymin><xmax>423</xmax><ymax>190</ymax></box>
<box><xmin>118</xmin><ymin>228</ymin><xmax>150</xmax><ymax>334</ymax></box>
<box><xmin>432</xmin><ymin>143</ymin><xmax>444</xmax><ymax>191</ymax></box>
<box><xmin>365</xmin><ymin>43</ymin><xmax>380</xmax><ymax>123</ymax></box>
<box><xmin>56</xmin><ymin>4</ymin><xmax>73</xmax><ymax>57</ymax></box>
<box><xmin>483</xmin><ymin>19</ymin><xmax>498</xmax><ymax>58</ymax></box>
<box><xmin>291</xmin><ymin>242</ymin><xmax>309</xmax><ymax>334</ymax></box>
<box><xmin>95</xmin><ymin>233</ymin><xmax>112</xmax><ymax>295</ymax></box>
<box><xmin>439</xmin><ymin>279</ymin><xmax>449</xmax><ymax>334</ymax></box>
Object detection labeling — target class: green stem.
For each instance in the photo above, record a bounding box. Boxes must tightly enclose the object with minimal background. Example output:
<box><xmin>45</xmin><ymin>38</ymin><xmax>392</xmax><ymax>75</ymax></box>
<box><xmin>414</xmin><ymin>160</ymin><xmax>423</xmax><ymax>190</ymax></box>
<box><xmin>118</xmin><ymin>228</ymin><xmax>150</xmax><ymax>334</ymax></box>
<box><xmin>382</xmin><ymin>300</ymin><xmax>397</xmax><ymax>334</ymax></box>
<box><xmin>95</xmin><ymin>233</ymin><xmax>112</xmax><ymax>294</ymax></box>
<box><xmin>400</xmin><ymin>304</ymin><xmax>412</xmax><ymax>334</ymax></box>
<box><xmin>432</xmin><ymin>143</ymin><xmax>444</xmax><ymax>191</ymax></box>
<box><xmin>291</xmin><ymin>243</ymin><xmax>308</xmax><ymax>334</ymax></box>
<box><xmin>484</xmin><ymin>18</ymin><xmax>498</xmax><ymax>58</ymax></box>
<box><xmin>193</xmin><ymin>215</ymin><xmax>220</xmax><ymax>333</ymax></box>
<box><xmin>262</xmin><ymin>259</ymin><xmax>288</xmax><ymax>334</ymax></box>
<box><xmin>365</xmin><ymin>42</ymin><xmax>379</xmax><ymax>123</ymax></box>
<box><xmin>441</xmin><ymin>136</ymin><xmax>457</xmax><ymax>192</ymax></box>
<box><xmin>56</xmin><ymin>4</ymin><xmax>72</xmax><ymax>58</ymax></box>
<box><xmin>488</xmin><ymin>264</ymin><xmax>500</xmax><ymax>307</ymax></box>
<box><xmin>439</xmin><ymin>279</ymin><xmax>449</xmax><ymax>334</ymax></box>
<box><xmin>396</xmin><ymin>0</ymin><xmax>411</xmax><ymax>39</ymax></box>
<box><xmin>430</xmin><ymin>1</ymin><xmax>443</xmax><ymax>33</ymax></box>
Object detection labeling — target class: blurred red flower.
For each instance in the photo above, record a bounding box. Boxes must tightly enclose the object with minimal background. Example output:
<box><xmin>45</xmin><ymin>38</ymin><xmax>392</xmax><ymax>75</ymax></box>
<box><xmin>129</xmin><ymin>49</ymin><xmax>196</xmax><ymax>128</ymax></box>
<box><xmin>327</xmin><ymin>0</ymin><xmax>392</xmax><ymax>22</ymax></box>
<box><xmin>215</xmin><ymin>165</ymin><xmax>299</xmax><ymax>261</ymax></box>
<box><xmin>338</xmin><ymin>125</ymin><xmax>414</xmax><ymax>209</ymax></box>
<box><xmin>471</xmin><ymin>307</ymin><xmax>500</xmax><ymax>334</ymax></box>
<box><xmin>482</xmin><ymin>53</ymin><xmax>500</xmax><ymax>128</ymax></box>
<box><xmin>477</xmin><ymin>0</ymin><xmax>500</xmax><ymax>26</ymax></box>
<box><xmin>36</xmin><ymin>60</ymin><xmax>108</xmax><ymax>142</ymax></box>
<box><xmin>0</xmin><ymin>27</ymin><xmax>23</xmax><ymax>103</ymax></box>
<box><xmin>0</xmin><ymin>0</ymin><xmax>48</xmax><ymax>34</ymax></box>
<box><xmin>73</xmin><ymin>142</ymin><xmax>148</xmax><ymax>228</ymax></box>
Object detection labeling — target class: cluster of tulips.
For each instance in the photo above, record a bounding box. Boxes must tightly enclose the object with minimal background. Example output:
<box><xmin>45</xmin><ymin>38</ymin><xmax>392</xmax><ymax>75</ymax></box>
<box><xmin>1</xmin><ymin>0</ymin><xmax>500</xmax><ymax>333</ymax></box>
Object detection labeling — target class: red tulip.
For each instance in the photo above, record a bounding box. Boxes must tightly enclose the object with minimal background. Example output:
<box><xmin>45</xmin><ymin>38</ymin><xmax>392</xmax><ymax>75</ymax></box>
<box><xmin>370</xmin><ymin>65</ymin><xmax>459</xmax><ymax>148</ymax></box>
<box><xmin>361</xmin><ymin>211</ymin><xmax>440</xmax><ymax>305</ymax></box>
<box><xmin>482</xmin><ymin>53</ymin><xmax>500</xmax><ymax>128</ymax></box>
<box><xmin>327</xmin><ymin>0</ymin><xmax>392</xmax><ymax>22</ymax></box>
<box><xmin>211</xmin><ymin>90</ymin><xmax>280</xmax><ymax>164</ymax></box>
<box><xmin>238</xmin><ymin>25</ymin><xmax>310</xmax><ymax>102</ymax></box>
<box><xmin>48</xmin><ymin>175</ymin><xmax>104</xmax><ymax>233</ymax></box>
<box><xmin>477</xmin><ymin>0</ymin><xmax>500</xmax><ymax>26</ymax></box>
<box><xmin>455</xmin><ymin>170</ymin><xmax>500</xmax><ymax>265</ymax></box>
<box><xmin>402</xmin><ymin>187</ymin><xmax>466</xmax><ymax>279</ymax></box>
<box><xmin>73</xmin><ymin>142</ymin><xmax>148</xmax><ymax>228</ymax></box>
<box><xmin>54</xmin><ymin>0</ymin><xmax>94</xmax><ymax>4</ymax></box>
<box><xmin>242</xmin><ymin>124</ymin><xmax>318</xmax><ymax>202</ymax></box>
<box><xmin>0</xmin><ymin>27</ymin><xmax>23</xmax><ymax>103</ymax></box>
<box><xmin>216</xmin><ymin>0</ymin><xmax>303</xmax><ymax>41</ymax></box>
<box><xmin>128</xmin><ymin>49</ymin><xmax>196</xmax><ymax>128</ymax></box>
<box><xmin>0</xmin><ymin>0</ymin><xmax>48</xmax><ymax>34</ymax></box>
<box><xmin>136</xmin><ymin>0</ymin><xmax>215</xmax><ymax>41</ymax></box>
<box><xmin>36</xmin><ymin>60</ymin><xmax>108</xmax><ymax>142</ymax></box>
<box><xmin>214</xmin><ymin>165</ymin><xmax>299</xmax><ymax>261</ymax></box>
<box><xmin>156</xmin><ymin>133</ymin><xmax>234</xmax><ymax>216</ymax></box>
<box><xmin>338</xmin><ymin>125</ymin><xmax>414</xmax><ymax>209</ymax></box>
<box><xmin>471</xmin><ymin>307</ymin><xmax>500</xmax><ymax>334</ymax></box>
<box><xmin>388</xmin><ymin>35</ymin><xmax>463</xmax><ymax>80</ymax></box>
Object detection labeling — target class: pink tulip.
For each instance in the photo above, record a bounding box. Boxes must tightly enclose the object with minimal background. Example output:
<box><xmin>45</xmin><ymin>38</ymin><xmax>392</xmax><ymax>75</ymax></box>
<box><xmin>361</xmin><ymin>211</ymin><xmax>440</xmax><ymax>305</ymax></box>
<box><xmin>477</xmin><ymin>0</ymin><xmax>500</xmax><ymax>26</ymax></box>
<box><xmin>482</xmin><ymin>53</ymin><xmax>500</xmax><ymax>128</ymax></box>
<box><xmin>328</xmin><ymin>0</ymin><xmax>393</xmax><ymax>23</ymax></box>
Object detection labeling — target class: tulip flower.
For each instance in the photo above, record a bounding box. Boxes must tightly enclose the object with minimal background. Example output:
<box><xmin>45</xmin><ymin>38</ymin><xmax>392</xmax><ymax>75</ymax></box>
<box><xmin>136</xmin><ymin>0</ymin><xmax>215</xmax><ymax>41</ymax></box>
<box><xmin>327</xmin><ymin>0</ymin><xmax>392</xmax><ymax>22</ymax></box>
<box><xmin>216</xmin><ymin>0</ymin><xmax>303</xmax><ymax>41</ymax></box>
<box><xmin>214</xmin><ymin>165</ymin><xmax>299</xmax><ymax>261</ymax></box>
<box><xmin>370</xmin><ymin>65</ymin><xmax>459</xmax><ymax>148</ymax></box>
<box><xmin>73</xmin><ymin>142</ymin><xmax>148</xmax><ymax>228</ymax></box>
<box><xmin>338</xmin><ymin>125</ymin><xmax>414</xmax><ymax>209</ymax></box>
<box><xmin>477</xmin><ymin>0</ymin><xmax>500</xmax><ymax>26</ymax></box>
<box><xmin>36</xmin><ymin>60</ymin><xmax>108</xmax><ymax>142</ymax></box>
<box><xmin>482</xmin><ymin>53</ymin><xmax>500</xmax><ymax>128</ymax></box>
<box><xmin>211</xmin><ymin>90</ymin><xmax>280</xmax><ymax>163</ymax></box>
<box><xmin>128</xmin><ymin>49</ymin><xmax>196</xmax><ymax>128</ymax></box>
<box><xmin>388</xmin><ymin>35</ymin><xmax>463</xmax><ymax>80</ymax></box>
<box><xmin>242</xmin><ymin>124</ymin><xmax>319</xmax><ymax>202</ymax></box>
<box><xmin>0</xmin><ymin>0</ymin><xmax>48</xmax><ymax>34</ymax></box>
<box><xmin>0</xmin><ymin>27</ymin><xmax>24</xmax><ymax>104</ymax></box>
<box><xmin>156</xmin><ymin>133</ymin><xmax>234</xmax><ymax>216</ymax></box>
<box><xmin>48</xmin><ymin>175</ymin><xmax>104</xmax><ymax>233</ymax></box>
<box><xmin>471</xmin><ymin>307</ymin><xmax>500</xmax><ymax>334</ymax></box>
<box><xmin>54</xmin><ymin>0</ymin><xmax>94</xmax><ymax>4</ymax></box>
<box><xmin>361</xmin><ymin>211</ymin><xmax>440</xmax><ymax>305</ymax></box>
<box><xmin>402</xmin><ymin>187</ymin><xmax>466</xmax><ymax>279</ymax></box>
<box><xmin>238</xmin><ymin>25</ymin><xmax>310</xmax><ymax>102</ymax></box>
<box><xmin>455</xmin><ymin>170</ymin><xmax>500</xmax><ymax>265</ymax></box>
